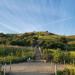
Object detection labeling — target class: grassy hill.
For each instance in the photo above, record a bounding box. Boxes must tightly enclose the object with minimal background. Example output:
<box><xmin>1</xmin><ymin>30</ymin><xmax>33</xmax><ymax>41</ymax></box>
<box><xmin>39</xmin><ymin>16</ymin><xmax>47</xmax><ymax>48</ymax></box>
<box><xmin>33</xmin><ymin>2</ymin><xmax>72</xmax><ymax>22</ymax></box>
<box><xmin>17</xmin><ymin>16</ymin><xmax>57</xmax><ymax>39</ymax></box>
<box><xmin>0</xmin><ymin>31</ymin><xmax>75</xmax><ymax>49</ymax></box>
<box><xmin>0</xmin><ymin>32</ymin><xmax>61</xmax><ymax>45</ymax></box>
<box><xmin>0</xmin><ymin>31</ymin><xmax>75</xmax><ymax>48</ymax></box>
<box><xmin>0</xmin><ymin>31</ymin><xmax>75</xmax><ymax>64</ymax></box>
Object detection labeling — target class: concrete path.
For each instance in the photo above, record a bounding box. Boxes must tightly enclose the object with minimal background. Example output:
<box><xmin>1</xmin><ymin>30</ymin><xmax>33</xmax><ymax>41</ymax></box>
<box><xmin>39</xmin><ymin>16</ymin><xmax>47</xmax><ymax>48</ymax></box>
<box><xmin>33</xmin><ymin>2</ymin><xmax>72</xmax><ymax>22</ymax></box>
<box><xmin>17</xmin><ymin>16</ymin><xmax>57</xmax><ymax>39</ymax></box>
<box><xmin>2</xmin><ymin>63</ymin><xmax>66</xmax><ymax>73</ymax></box>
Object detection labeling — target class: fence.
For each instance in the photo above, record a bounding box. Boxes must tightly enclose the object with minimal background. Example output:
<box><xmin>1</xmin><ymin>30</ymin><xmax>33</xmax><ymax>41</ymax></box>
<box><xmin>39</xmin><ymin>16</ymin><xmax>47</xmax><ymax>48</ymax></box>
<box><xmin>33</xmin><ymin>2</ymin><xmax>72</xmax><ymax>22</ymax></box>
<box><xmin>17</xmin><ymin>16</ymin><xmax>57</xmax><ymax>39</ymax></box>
<box><xmin>1</xmin><ymin>62</ymin><xmax>75</xmax><ymax>75</ymax></box>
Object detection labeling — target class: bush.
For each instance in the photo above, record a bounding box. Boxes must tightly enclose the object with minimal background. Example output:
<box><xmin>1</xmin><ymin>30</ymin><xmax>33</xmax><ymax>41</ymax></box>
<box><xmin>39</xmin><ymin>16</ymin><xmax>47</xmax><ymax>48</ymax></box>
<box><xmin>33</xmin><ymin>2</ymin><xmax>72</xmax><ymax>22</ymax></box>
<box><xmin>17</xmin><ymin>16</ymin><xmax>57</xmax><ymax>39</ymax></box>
<box><xmin>57</xmin><ymin>68</ymin><xmax>75</xmax><ymax>75</ymax></box>
<box><xmin>57</xmin><ymin>70</ymin><xmax>63</xmax><ymax>75</ymax></box>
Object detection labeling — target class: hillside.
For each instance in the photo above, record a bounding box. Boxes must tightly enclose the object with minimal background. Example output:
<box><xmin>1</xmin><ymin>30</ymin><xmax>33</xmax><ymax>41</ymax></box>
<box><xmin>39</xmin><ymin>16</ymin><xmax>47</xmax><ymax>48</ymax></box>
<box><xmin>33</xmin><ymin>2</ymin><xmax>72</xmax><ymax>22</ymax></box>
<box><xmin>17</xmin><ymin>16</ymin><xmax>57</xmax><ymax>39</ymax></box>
<box><xmin>0</xmin><ymin>31</ymin><xmax>75</xmax><ymax>50</ymax></box>
<box><xmin>0</xmin><ymin>31</ymin><xmax>75</xmax><ymax>64</ymax></box>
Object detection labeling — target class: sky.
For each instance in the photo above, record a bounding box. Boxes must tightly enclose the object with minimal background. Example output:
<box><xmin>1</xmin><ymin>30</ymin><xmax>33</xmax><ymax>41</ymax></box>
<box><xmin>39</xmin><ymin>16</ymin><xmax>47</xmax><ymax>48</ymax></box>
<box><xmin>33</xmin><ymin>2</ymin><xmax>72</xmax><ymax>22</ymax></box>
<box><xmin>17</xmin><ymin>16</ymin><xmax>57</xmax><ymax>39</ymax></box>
<box><xmin>0</xmin><ymin>0</ymin><xmax>75</xmax><ymax>35</ymax></box>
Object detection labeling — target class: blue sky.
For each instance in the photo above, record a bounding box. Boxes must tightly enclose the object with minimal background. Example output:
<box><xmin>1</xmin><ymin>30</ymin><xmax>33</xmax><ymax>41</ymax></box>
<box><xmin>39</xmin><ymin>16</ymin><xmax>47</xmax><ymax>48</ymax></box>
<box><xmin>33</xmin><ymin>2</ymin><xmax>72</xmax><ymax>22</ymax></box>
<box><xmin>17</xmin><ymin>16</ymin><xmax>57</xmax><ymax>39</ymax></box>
<box><xmin>0</xmin><ymin>0</ymin><xmax>75</xmax><ymax>35</ymax></box>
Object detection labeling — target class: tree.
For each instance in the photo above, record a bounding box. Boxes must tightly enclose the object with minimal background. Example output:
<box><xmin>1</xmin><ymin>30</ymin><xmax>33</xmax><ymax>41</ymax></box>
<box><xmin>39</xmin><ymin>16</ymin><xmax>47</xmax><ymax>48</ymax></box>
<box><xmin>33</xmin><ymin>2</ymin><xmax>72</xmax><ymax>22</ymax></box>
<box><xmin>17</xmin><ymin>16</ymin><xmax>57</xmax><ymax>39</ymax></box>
<box><xmin>60</xmin><ymin>36</ymin><xmax>68</xmax><ymax>44</ymax></box>
<box><xmin>60</xmin><ymin>36</ymin><xmax>69</xmax><ymax>50</ymax></box>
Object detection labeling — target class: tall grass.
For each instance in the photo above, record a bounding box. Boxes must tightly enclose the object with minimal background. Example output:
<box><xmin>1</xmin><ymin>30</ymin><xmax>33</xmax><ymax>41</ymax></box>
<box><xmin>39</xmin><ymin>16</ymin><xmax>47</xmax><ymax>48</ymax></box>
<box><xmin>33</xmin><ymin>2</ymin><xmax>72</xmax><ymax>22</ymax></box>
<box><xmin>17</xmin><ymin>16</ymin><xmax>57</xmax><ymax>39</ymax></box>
<box><xmin>57</xmin><ymin>65</ymin><xmax>75</xmax><ymax>75</ymax></box>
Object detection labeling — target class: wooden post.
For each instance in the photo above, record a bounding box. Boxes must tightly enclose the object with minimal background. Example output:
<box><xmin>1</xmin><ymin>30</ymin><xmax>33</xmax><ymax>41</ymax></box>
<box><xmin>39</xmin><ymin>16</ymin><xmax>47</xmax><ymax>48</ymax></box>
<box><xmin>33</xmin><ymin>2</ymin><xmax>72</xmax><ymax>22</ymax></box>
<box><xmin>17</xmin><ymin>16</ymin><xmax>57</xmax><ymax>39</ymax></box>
<box><xmin>10</xmin><ymin>59</ymin><xmax>11</xmax><ymax>71</ymax></box>
<box><xmin>64</xmin><ymin>60</ymin><xmax>65</xmax><ymax>65</ymax></box>
<box><xmin>55</xmin><ymin>64</ymin><xmax>57</xmax><ymax>75</ymax></box>
<box><xmin>3</xmin><ymin>63</ymin><xmax>6</xmax><ymax>75</ymax></box>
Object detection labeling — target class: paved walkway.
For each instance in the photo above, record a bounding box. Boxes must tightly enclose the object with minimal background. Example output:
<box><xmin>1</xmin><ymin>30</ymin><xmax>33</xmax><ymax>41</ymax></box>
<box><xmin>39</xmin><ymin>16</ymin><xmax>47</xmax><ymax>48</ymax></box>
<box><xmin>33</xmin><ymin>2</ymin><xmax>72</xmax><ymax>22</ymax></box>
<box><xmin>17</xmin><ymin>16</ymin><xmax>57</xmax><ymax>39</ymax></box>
<box><xmin>2</xmin><ymin>63</ymin><xmax>66</xmax><ymax>73</ymax></box>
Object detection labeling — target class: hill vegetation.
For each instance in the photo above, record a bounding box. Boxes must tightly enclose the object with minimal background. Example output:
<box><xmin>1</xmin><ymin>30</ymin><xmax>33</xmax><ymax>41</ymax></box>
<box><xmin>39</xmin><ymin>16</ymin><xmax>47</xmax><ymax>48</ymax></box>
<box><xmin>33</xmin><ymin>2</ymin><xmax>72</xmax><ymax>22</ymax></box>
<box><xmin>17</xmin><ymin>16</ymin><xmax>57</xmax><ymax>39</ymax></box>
<box><xmin>0</xmin><ymin>31</ymin><xmax>75</xmax><ymax>64</ymax></box>
<box><xmin>0</xmin><ymin>31</ymin><xmax>75</xmax><ymax>50</ymax></box>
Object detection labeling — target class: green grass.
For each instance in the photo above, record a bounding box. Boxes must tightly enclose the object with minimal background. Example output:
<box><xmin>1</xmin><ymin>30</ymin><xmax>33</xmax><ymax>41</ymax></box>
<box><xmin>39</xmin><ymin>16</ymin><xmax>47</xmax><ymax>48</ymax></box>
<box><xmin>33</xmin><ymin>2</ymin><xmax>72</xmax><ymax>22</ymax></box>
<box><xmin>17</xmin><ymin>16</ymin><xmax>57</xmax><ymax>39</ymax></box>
<box><xmin>57</xmin><ymin>65</ymin><xmax>75</xmax><ymax>75</ymax></box>
<box><xmin>69</xmin><ymin>51</ymin><xmax>75</xmax><ymax>59</ymax></box>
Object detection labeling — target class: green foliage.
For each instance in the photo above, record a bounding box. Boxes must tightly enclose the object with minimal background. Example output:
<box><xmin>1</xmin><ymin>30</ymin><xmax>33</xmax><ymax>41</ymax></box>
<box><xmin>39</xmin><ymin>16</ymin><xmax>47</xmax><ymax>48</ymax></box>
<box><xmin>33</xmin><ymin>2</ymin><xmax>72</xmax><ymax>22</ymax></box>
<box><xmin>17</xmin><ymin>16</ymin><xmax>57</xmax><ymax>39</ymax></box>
<box><xmin>0</xmin><ymin>71</ymin><xmax>3</xmax><ymax>75</ymax></box>
<box><xmin>0</xmin><ymin>31</ymin><xmax>74</xmax><ymax>50</ymax></box>
<box><xmin>0</xmin><ymin>46</ymin><xmax>34</xmax><ymax>64</ymax></box>
<box><xmin>0</xmin><ymin>32</ymin><xmax>75</xmax><ymax>64</ymax></box>
<box><xmin>57</xmin><ymin>67</ymin><xmax>75</xmax><ymax>75</ymax></box>
<box><xmin>52</xmin><ymin>50</ymin><xmax>62</xmax><ymax>63</ymax></box>
<box><xmin>57</xmin><ymin>70</ymin><xmax>63</xmax><ymax>75</ymax></box>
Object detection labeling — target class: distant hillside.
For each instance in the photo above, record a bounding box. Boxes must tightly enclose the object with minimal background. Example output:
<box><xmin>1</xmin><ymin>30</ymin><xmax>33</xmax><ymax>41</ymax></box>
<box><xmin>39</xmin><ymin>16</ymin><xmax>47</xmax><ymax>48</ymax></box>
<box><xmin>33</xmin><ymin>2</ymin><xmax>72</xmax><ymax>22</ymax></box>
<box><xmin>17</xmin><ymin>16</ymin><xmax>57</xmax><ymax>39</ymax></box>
<box><xmin>0</xmin><ymin>31</ymin><xmax>75</xmax><ymax>50</ymax></box>
<box><xmin>66</xmin><ymin>35</ymin><xmax>75</xmax><ymax>41</ymax></box>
